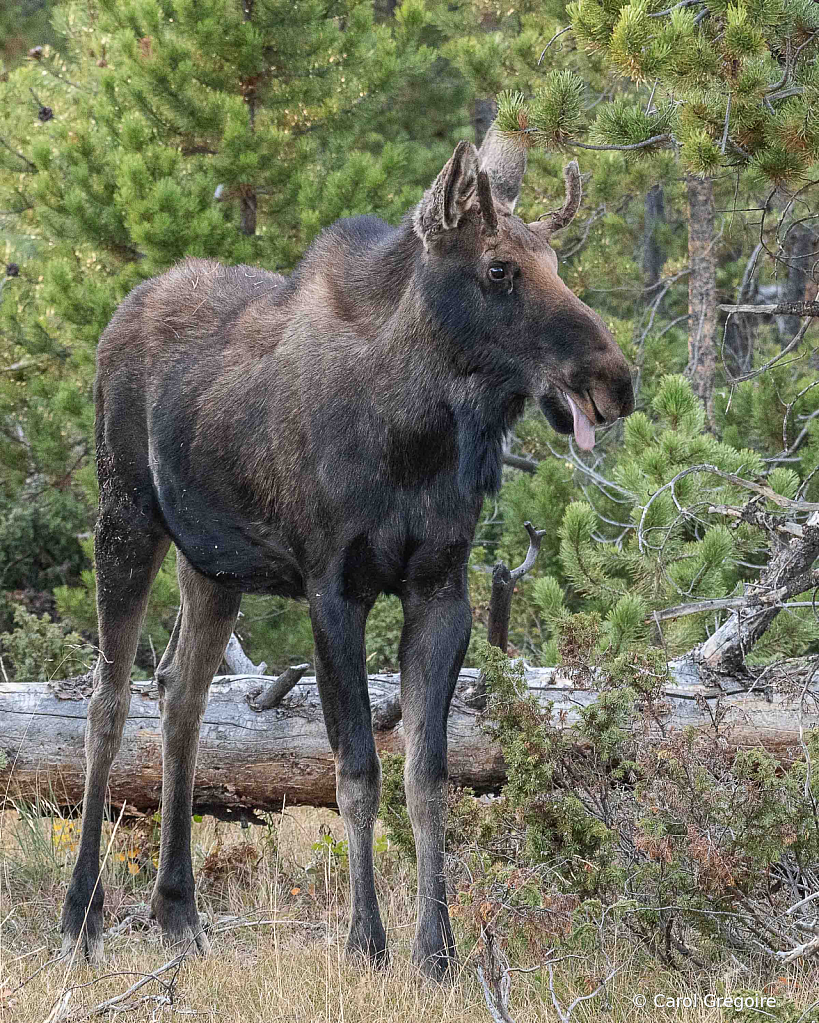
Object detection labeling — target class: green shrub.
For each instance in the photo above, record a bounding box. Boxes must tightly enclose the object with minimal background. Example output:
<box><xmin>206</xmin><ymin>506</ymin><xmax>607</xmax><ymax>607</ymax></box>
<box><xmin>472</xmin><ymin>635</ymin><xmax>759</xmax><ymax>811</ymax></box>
<box><xmin>0</xmin><ymin>603</ymin><xmax>94</xmax><ymax>682</ymax></box>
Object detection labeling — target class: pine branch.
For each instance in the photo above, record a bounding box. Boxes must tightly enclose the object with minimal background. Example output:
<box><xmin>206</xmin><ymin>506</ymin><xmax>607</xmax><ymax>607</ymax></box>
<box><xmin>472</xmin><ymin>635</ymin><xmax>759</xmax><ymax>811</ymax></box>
<box><xmin>568</xmin><ymin>133</ymin><xmax>674</xmax><ymax>152</ymax></box>
<box><xmin>503</xmin><ymin>453</ymin><xmax>538</xmax><ymax>473</ymax></box>
<box><xmin>502</xmin><ymin>129</ymin><xmax>674</xmax><ymax>153</ymax></box>
<box><xmin>0</xmin><ymin>138</ymin><xmax>36</xmax><ymax>172</ymax></box>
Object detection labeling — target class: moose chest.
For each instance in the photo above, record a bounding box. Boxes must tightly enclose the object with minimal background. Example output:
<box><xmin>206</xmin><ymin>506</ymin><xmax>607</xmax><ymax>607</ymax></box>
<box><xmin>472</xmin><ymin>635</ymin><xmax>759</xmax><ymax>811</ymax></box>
<box><xmin>148</xmin><ymin>429</ymin><xmax>483</xmax><ymax>602</ymax></box>
<box><xmin>145</xmin><ymin>353</ymin><xmax>496</xmax><ymax>599</ymax></box>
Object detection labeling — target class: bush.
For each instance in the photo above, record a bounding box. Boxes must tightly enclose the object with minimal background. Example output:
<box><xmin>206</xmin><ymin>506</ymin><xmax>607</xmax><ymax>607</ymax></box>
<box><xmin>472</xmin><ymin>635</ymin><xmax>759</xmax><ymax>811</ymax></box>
<box><xmin>404</xmin><ymin>633</ymin><xmax>819</xmax><ymax>970</ymax></box>
<box><xmin>0</xmin><ymin>603</ymin><xmax>94</xmax><ymax>682</ymax></box>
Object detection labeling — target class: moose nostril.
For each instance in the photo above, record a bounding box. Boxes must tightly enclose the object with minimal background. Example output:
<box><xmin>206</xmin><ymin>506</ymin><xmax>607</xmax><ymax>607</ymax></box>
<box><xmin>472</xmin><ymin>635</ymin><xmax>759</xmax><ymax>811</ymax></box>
<box><xmin>586</xmin><ymin>391</ymin><xmax>606</xmax><ymax>425</ymax></box>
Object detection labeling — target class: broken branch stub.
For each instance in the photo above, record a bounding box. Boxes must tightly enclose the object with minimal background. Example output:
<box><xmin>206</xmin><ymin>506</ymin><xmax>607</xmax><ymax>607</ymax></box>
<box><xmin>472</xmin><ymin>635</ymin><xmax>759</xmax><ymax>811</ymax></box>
<box><xmin>246</xmin><ymin>663</ymin><xmax>309</xmax><ymax>711</ymax></box>
<box><xmin>465</xmin><ymin>521</ymin><xmax>546</xmax><ymax>708</ymax></box>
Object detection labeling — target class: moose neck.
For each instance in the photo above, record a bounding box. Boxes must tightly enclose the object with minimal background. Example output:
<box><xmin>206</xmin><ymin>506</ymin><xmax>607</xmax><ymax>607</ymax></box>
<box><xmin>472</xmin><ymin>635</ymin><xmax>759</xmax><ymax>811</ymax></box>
<box><xmin>295</xmin><ymin>214</ymin><xmax>526</xmax><ymax>497</ymax></box>
<box><xmin>368</xmin><ymin>223</ymin><xmax>525</xmax><ymax>497</ymax></box>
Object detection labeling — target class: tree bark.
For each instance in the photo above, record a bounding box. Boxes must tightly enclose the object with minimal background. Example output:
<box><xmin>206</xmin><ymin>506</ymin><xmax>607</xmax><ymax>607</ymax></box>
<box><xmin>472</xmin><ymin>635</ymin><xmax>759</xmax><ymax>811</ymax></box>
<box><xmin>486</xmin><ymin>563</ymin><xmax>514</xmax><ymax>652</ymax></box>
<box><xmin>239</xmin><ymin>0</ymin><xmax>257</xmax><ymax>237</ymax></box>
<box><xmin>642</xmin><ymin>184</ymin><xmax>666</xmax><ymax>288</ymax></box>
<box><xmin>686</xmin><ymin>175</ymin><xmax>717</xmax><ymax>427</ymax></box>
<box><xmin>3</xmin><ymin>660</ymin><xmax>819</xmax><ymax>819</ymax></box>
<box><xmin>472</xmin><ymin>97</ymin><xmax>496</xmax><ymax>148</ymax></box>
<box><xmin>778</xmin><ymin>223</ymin><xmax>816</xmax><ymax>345</ymax></box>
<box><xmin>239</xmin><ymin>192</ymin><xmax>257</xmax><ymax>236</ymax></box>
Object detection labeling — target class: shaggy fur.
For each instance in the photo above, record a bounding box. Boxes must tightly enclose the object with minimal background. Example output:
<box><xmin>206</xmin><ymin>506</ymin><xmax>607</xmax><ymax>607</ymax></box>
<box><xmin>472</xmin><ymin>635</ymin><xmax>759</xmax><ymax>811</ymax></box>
<box><xmin>60</xmin><ymin>130</ymin><xmax>634</xmax><ymax>978</ymax></box>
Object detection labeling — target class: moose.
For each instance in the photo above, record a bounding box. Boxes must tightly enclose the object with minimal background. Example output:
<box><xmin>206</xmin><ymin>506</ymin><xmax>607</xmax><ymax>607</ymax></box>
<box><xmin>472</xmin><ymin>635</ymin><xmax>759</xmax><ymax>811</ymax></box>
<box><xmin>60</xmin><ymin>123</ymin><xmax>634</xmax><ymax>978</ymax></box>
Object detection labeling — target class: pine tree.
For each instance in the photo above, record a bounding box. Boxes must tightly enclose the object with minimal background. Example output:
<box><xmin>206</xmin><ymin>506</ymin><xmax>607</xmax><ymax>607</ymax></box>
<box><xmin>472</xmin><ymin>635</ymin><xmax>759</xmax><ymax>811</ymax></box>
<box><xmin>492</xmin><ymin>1</ymin><xmax>819</xmax><ymax>422</ymax></box>
<box><xmin>0</xmin><ymin>0</ymin><xmax>465</xmax><ymax>659</ymax></box>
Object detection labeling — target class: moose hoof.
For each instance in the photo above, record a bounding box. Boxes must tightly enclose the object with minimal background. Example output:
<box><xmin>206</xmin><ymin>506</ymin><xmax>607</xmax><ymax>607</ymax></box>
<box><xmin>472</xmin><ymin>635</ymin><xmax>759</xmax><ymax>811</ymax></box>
<box><xmin>345</xmin><ymin>917</ymin><xmax>388</xmax><ymax>969</ymax></box>
<box><xmin>60</xmin><ymin>878</ymin><xmax>105</xmax><ymax>964</ymax></box>
<box><xmin>412</xmin><ymin>946</ymin><xmax>458</xmax><ymax>982</ymax></box>
<box><xmin>151</xmin><ymin>888</ymin><xmax>210</xmax><ymax>956</ymax></box>
<box><xmin>60</xmin><ymin>927</ymin><xmax>104</xmax><ymax>965</ymax></box>
<box><xmin>161</xmin><ymin>920</ymin><xmax>211</xmax><ymax>956</ymax></box>
<box><xmin>412</xmin><ymin>924</ymin><xmax>458</xmax><ymax>982</ymax></box>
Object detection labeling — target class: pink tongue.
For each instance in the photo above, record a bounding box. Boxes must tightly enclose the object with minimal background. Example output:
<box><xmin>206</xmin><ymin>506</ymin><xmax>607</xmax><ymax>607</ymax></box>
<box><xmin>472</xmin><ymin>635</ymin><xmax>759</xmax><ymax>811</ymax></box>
<box><xmin>565</xmin><ymin>394</ymin><xmax>596</xmax><ymax>451</ymax></box>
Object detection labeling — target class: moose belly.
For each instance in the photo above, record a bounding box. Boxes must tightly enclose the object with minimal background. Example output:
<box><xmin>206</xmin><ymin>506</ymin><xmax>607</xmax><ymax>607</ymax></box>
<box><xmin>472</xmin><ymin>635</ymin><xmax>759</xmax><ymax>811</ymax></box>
<box><xmin>152</xmin><ymin>471</ymin><xmax>304</xmax><ymax>597</ymax></box>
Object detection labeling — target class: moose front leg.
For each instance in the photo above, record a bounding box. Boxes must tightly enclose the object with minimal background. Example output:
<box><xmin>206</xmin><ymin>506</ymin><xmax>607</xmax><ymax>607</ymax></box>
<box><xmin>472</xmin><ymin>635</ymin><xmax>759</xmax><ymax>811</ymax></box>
<box><xmin>399</xmin><ymin>585</ymin><xmax>471</xmax><ymax>979</ymax></box>
<box><xmin>310</xmin><ymin>585</ymin><xmax>386</xmax><ymax>965</ymax></box>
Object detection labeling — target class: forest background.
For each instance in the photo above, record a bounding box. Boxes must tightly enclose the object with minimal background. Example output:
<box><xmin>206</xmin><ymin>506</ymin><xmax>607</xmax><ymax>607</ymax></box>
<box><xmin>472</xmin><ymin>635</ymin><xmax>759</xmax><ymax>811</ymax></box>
<box><xmin>2</xmin><ymin>0</ymin><xmax>819</xmax><ymax>1018</ymax></box>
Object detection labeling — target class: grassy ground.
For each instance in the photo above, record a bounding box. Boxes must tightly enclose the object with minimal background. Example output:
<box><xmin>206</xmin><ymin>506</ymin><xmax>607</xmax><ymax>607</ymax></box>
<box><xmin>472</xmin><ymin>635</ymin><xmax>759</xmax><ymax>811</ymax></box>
<box><xmin>1</xmin><ymin>806</ymin><xmax>818</xmax><ymax>1022</ymax></box>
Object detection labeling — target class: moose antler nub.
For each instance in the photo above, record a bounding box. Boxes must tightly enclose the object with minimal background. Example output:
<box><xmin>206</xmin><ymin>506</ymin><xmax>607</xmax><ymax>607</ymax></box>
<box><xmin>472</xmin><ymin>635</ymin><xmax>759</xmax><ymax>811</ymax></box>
<box><xmin>530</xmin><ymin>159</ymin><xmax>582</xmax><ymax>240</ymax></box>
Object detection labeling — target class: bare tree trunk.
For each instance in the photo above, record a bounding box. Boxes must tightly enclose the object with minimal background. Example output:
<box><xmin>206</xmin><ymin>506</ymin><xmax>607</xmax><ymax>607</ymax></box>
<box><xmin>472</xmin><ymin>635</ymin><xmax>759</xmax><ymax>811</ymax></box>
<box><xmin>642</xmin><ymin>184</ymin><xmax>665</xmax><ymax>288</ymax></box>
<box><xmin>686</xmin><ymin>175</ymin><xmax>717</xmax><ymax>427</ymax></box>
<box><xmin>472</xmin><ymin>97</ymin><xmax>496</xmax><ymax>148</ymax></box>
<box><xmin>722</xmin><ymin>242</ymin><xmax>762</xmax><ymax>377</ymax></box>
<box><xmin>239</xmin><ymin>191</ymin><xmax>257</xmax><ymax>236</ymax></box>
<box><xmin>373</xmin><ymin>0</ymin><xmax>399</xmax><ymax>21</ymax></box>
<box><xmin>469</xmin><ymin>5</ymin><xmax>500</xmax><ymax>149</ymax></box>
<box><xmin>778</xmin><ymin>223</ymin><xmax>815</xmax><ymax>345</ymax></box>
<box><xmin>239</xmin><ymin>0</ymin><xmax>257</xmax><ymax>237</ymax></box>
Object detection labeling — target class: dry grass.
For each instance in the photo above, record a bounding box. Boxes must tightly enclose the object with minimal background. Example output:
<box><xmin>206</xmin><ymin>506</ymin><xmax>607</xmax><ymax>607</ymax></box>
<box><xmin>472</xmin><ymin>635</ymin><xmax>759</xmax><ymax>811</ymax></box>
<box><xmin>1</xmin><ymin>807</ymin><xmax>819</xmax><ymax>1022</ymax></box>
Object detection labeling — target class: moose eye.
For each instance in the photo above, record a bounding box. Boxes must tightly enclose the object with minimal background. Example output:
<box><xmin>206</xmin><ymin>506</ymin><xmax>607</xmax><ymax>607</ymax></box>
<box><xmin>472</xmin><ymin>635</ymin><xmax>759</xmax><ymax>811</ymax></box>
<box><xmin>488</xmin><ymin>264</ymin><xmax>506</xmax><ymax>282</ymax></box>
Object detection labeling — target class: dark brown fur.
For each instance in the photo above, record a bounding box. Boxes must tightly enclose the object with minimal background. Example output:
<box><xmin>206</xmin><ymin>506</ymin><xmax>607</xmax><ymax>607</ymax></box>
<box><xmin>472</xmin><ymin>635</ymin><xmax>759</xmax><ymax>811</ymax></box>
<box><xmin>61</xmin><ymin>127</ymin><xmax>634</xmax><ymax>977</ymax></box>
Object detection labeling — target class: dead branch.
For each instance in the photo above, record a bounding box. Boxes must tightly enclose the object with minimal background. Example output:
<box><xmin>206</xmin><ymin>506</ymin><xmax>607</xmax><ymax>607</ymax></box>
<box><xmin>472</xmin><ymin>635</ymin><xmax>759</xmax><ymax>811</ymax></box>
<box><xmin>697</xmin><ymin>511</ymin><xmax>819</xmax><ymax>671</ymax></box>
<box><xmin>720</xmin><ymin>302</ymin><xmax>819</xmax><ymax>316</ymax></box>
<box><xmin>61</xmin><ymin>949</ymin><xmax>188</xmax><ymax>1021</ymax></box>
<box><xmin>246</xmin><ymin>663</ymin><xmax>309</xmax><ymax>711</ymax></box>
<box><xmin>6</xmin><ymin>658</ymin><xmax>819</xmax><ymax>817</ymax></box>
<box><xmin>223</xmin><ymin>632</ymin><xmax>266</xmax><ymax>676</ymax></box>
<box><xmin>477</xmin><ymin>927</ymin><xmax>516</xmax><ymax>1023</ymax></box>
<box><xmin>486</xmin><ymin>522</ymin><xmax>547</xmax><ymax>654</ymax></box>
<box><xmin>502</xmin><ymin>452</ymin><xmax>538</xmax><ymax>473</ymax></box>
<box><xmin>465</xmin><ymin>522</ymin><xmax>546</xmax><ymax>708</ymax></box>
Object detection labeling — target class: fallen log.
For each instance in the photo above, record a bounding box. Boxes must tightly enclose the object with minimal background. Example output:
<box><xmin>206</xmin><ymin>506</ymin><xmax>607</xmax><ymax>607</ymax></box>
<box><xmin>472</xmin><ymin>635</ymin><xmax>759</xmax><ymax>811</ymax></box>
<box><xmin>2</xmin><ymin>659</ymin><xmax>818</xmax><ymax>820</ymax></box>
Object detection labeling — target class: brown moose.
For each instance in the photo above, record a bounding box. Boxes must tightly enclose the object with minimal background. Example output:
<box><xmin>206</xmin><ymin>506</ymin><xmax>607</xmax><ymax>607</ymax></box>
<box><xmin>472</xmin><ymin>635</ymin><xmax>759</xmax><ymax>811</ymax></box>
<box><xmin>60</xmin><ymin>123</ymin><xmax>634</xmax><ymax>978</ymax></box>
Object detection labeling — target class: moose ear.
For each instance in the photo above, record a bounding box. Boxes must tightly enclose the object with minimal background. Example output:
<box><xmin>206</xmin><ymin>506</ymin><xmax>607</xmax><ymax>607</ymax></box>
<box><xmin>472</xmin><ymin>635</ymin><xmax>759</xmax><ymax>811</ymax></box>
<box><xmin>414</xmin><ymin>140</ymin><xmax>479</xmax><ymax>248</ymax></box>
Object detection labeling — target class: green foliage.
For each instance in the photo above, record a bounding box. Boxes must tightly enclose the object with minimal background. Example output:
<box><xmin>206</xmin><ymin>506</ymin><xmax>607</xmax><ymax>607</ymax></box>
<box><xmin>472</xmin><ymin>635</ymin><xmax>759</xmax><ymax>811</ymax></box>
<box><xmin>0</xmin><ymin>1</ymin><xmax>61</xmax><ymax>68</ymax></box>
<box><xmin>442</xmin><ymin>626</ymin><xmax>819</xmax><ymax>965</ymax></box>
<box><xmin>378</xmin><ymin>752</ymin><xmax>415</xmax><ymax>860</ymax></box>
<box><xmin>0</xmin><ymin>603</ymin><xmax>93</xmax><ymax>681</ymax></box>
<box><xmin>494</xmin><ymin>372</ymin><xmax>819</xmax><ymax>666</ymax></box>
<box><xmin>309</xmin><ymin>831</ymin><xmax>349</xmax><ymax>869</ymax></box>
<box><xmin>0</xmin><ymin>490</ymin><xmax>88</xmax><ymax>592</ymax></box>
<box><xmin>504</xmin><ymin>0</ymin><xmax>818</xmax><ymax>180</ymax></box>
<box><xmin>365</xmin><ymin>596</ymin><xmax>404</xmax><ymax>672</ymax></box>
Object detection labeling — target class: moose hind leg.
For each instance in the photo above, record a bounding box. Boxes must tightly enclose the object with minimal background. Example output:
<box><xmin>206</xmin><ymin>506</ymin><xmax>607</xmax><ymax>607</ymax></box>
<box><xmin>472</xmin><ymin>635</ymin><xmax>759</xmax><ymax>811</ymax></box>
<box><xmin>61</xmin><ymin>505</ymin><xmax>170</xmax><ymax>962</ymax></box>
<box><xmin>150</xmin><ymin>554</ymin><xmax>240</xmax><ymax>953</ymax></box>
<box><xmin>310</xmin><ymin>585</ymin><xmax>387</xmax><ymax>965</ymax></box>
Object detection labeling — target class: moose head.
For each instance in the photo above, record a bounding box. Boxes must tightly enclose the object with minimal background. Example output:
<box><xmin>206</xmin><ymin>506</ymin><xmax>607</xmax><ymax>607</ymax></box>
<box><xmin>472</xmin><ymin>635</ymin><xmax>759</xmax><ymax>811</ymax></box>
<box><xmin>413</xmin><ymin>128</ymin><xmax>635</xmax><ymax>450</ymax></box>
